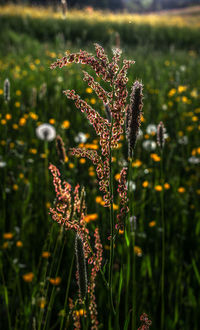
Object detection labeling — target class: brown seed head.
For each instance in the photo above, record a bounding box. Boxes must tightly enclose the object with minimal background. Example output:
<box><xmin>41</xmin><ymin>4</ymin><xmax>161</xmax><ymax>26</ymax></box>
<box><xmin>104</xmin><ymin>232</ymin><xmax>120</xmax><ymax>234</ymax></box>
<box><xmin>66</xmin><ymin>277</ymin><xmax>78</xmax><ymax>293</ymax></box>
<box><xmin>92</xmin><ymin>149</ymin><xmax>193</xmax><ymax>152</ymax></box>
<box><xmin>56</xmin><ymin>135</ymin><xmax>66</xmax><ymax>164</ymax></box>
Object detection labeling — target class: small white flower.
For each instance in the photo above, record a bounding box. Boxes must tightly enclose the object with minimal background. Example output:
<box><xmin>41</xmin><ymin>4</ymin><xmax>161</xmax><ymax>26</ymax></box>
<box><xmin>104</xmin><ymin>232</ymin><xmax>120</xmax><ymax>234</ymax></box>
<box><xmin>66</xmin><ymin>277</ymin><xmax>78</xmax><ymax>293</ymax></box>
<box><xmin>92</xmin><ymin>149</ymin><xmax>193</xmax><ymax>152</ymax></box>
<box><xmin>178</xmin><ymin>136</ymin><xmax>188</xmax><ymax>145</ymax></box>
<box><xmin>74</xmin><ymin>132</ymin><xmax>87</xmax><ymax>143</ymax></box>
<box><xmin>126</xmin><ymin>180</ymin><xmax>136</xmax><ymax>192</ymax></box>
<box><xmin>188</xmin><ymin>156</ymin><xmax>200</xmax><ymax>164</ymax></box>
<box><xmin>0</xmin><ymin>161</ymin><xmax>6</xmax><ymax>168</ymax></box>
<box><xmin>146</xmin><ymin>124</ymin><xmax>157</xmax><ymax>135</ymax></box>
<box><xmin>57</xmin><ymin>76</ymin><xmax>63</xmax><ymax>83</ymax></box>
<box><xmin>36</xmin><ymin>123</ymin><xmax>56</xmax><ymax>141</ymax></box>
<box><xmin>144</xmin><ymin>169</ymin><xmax>149</xmax><ymax>174</ymax></box>
<box><xmin>180</xmin><ymin>65</ymin><xmax>186</xmax><ymax>72</ymax></box>
<box><xmin>138</xmin><ymin>128</ymin><xmax>143</xmax><ymax>139</ymax></box>
<box><xmin>142</xmin><ymin>140</ymin><xmax>156</xmax><ymax>151</ymax></box>
<box><xmin>162</xmin><ymin>104</ymin><xmax>167</xmax><ymax>111</ymax></box>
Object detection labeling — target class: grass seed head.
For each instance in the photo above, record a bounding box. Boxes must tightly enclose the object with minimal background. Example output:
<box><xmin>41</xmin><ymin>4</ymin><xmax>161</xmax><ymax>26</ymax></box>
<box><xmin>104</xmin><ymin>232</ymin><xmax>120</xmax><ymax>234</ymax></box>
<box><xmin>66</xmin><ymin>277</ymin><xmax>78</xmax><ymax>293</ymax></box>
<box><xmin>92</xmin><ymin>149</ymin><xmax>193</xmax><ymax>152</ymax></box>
<box><xmin>75</xmin><ymin>234</ymin><xmax>88</xmax><ymax>301</ymax></box>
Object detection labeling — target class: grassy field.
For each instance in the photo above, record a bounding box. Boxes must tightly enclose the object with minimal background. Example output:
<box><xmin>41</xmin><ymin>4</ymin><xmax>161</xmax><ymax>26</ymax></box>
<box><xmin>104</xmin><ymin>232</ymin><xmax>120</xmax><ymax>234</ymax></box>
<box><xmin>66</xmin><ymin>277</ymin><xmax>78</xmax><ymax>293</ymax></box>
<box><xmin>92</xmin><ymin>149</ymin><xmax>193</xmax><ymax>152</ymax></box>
<box><xmin>0</xmin><ymin>5</ymin><xmax>200</xmax><ymax>330</ymax></box>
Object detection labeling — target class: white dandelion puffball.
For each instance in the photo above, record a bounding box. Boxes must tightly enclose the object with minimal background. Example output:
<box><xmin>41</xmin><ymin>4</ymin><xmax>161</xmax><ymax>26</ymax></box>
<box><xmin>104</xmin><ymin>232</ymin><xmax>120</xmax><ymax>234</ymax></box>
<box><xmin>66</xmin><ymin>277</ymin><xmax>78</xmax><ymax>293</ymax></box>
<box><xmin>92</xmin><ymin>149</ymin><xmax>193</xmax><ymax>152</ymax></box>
<box><xmin>146</xmin><ymin>124</ymin><xmax>157</xmax><ymax>135</ymax></box>
<box><xmin>74</xmin><ymin>132</ymin><xmax>87</xmax><ymax>143</ymax></box>
<box><xmin>142</xmin><ymin>140</ymin><xmax>157</xmax><ymax>151</ymax></box>
<box><xmin>36</xmin><ymin>124</ymin><xmax>56</xmax><ymax>141</ymax></box>
<box><xmin>188</xmin><ymin>157</ymin><xmax>200</xmax><ymax>165</ymax></box>
<box><xmin>0</xmin><ymin>161</ymin><xmax>7</xmax><ymax>168</ymax></box>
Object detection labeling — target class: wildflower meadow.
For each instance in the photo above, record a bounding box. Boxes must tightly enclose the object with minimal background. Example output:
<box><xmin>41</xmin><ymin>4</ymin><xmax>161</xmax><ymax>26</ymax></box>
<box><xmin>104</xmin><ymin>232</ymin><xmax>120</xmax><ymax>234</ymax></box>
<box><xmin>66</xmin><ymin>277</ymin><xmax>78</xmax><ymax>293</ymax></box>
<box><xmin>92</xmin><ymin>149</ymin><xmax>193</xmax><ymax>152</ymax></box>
<box><xmin>0</xmin><ymin>4</ymin><xmax>200</xmax><ymax>330</ymax></box>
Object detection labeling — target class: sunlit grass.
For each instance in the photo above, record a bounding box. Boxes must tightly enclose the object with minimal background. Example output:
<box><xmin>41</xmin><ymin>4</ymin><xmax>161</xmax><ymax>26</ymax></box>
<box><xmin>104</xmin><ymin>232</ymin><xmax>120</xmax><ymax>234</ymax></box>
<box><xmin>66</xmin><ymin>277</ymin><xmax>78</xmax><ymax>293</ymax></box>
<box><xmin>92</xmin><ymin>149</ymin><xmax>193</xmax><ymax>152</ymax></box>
<box><xmin>1</xmin><ymin>4</ymin><xmax>200</xmax><ymax>28</ymax></box>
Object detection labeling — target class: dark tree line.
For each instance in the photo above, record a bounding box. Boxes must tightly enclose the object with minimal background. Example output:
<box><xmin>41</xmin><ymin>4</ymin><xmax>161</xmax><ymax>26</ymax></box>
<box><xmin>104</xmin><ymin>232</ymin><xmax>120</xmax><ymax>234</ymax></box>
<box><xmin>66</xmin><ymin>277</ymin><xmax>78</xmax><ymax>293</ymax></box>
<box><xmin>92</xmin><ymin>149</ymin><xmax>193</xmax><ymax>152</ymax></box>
<box><xmin>3</xmin><ymin>0</ymin><xmax>200</xmax><ymax>11</ymax></box>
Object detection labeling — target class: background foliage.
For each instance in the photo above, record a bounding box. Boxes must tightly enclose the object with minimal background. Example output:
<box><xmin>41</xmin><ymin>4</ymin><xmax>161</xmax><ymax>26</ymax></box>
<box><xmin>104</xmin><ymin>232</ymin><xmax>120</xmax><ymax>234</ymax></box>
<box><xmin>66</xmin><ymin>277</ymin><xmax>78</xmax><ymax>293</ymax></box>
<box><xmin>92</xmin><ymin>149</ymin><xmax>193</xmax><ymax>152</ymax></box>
<box><xmin>0</xmin><ymin>4</ymin><xmax>200</xmax><ymax>330</ymax></box>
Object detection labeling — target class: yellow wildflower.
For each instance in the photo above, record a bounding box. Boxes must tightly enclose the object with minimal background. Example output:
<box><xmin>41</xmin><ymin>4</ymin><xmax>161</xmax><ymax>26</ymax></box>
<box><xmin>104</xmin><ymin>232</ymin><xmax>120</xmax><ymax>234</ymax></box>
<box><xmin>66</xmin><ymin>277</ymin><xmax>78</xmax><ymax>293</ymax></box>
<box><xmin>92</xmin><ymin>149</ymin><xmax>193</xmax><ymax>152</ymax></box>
<box><xmin>5</xmin><ymin>114</ymin><xmax>12</xmax><ymax>120</ymax></box>
<box><xmin>113</xmin><ymin>203</ymin><xmax>119</xmax><ymax>211</ymax></box>
<box><xmin>90</xmin><ymin>98</ymin><xmax>96</xmax><ymax>104</ymax></box>
<box><xmin>132</xmin><ymin>160</ymin><xmax>142</xmax><ymax>167</ymax></box>
<box><xmin>95</xmin><ymin>196</ymin><xmax>102</xmax><ymax>204</ymax></box>
<box><xmin>149</xmin><ymin>221</ymin><xmax>156</xmax><ymax>227</ymax></box>
<box><xmin>118</xmin><ymin>229</ymin><xmax>124</xmax><ymax>235</ymax></box>
<box><xmin>115</xmin><ymin>173</ymin><xmax>121</xmax><ymax>181</ymax></box>
<box><xmin>19</xmin><ymin>118</ymin><xmax>26</xmax><ymax>126</ymax></box>
<box><xmin>79</xmin><ymin>158</ymin><xmax>86</xmax><ymax>164</ymax></box>
<box><xmin>49</xmin><ymin>277</ymin><xmax>61</xmax><ymax>285</ymax></box>
<box><xmin>192</xmin><ymin>116</ymin><xmax>198</xmax><ymax>122</ymax></box>
<box><xmin>142</xmin><ymin>181</ymin><xmax>149</xmax><ymax>188</ymax></box>
<box><xmin>154</xmin><ymin>185</ymin><xmax>162</xmax><ymax>191</ymax></box>
<box><xmin>84</xmin><ymin>213</ymin><xmax>98</xmax><ymax>223</ymax></box>
<box><xmin>2</xmin><ymin>242</ymin><xmax>9</xmax><ymax>249</ymax></box>
<box><xmin>164</xmin><ymin>183</ymin><xmax>170</xmax><ymax>190</ymax></box>
<box><xmin>16</xmin><ymin>90</ymin><xmax>22</xmax><ymax>96</ymax></box>
<box><xmin>69</xmin><ymin>163</ymin><xmax>74</xmax><ymax>169</ymax></box>
<box><xmin>35</xmin><ymin>59</ymin><xmax>40</xmax><ymax>65</ymax></box>
<box><xmin>46</xmin><ymin>202</ymin><xmax>51</xmax><ymax>208</ymax></box>
<box><xmin>3</xmin><ymin>233</ymin><xmax>13</xmax><ymax>240</ymax></box>
<box><xmin>168</xmin><ymin>88</ymin><xmax>176</xmax><ymax>97</ymax></box>
<box><xmin>150</xmin><ymin>153</ymin><xmax>161</xmax><ymax>162</ymax></box>
<box><xmin>178</xmin><ymin>85</ymin><xmax>187</xmax><ymax>93</ymax></box>
<box><xmin>1</xmin><ymin>119</ymin><xmax>6</xmax><ymax>125</ymax></box>
<box><xmin>62</xmin><ymin>120</ymin><xmax>70</xmax><ymax>129</ymax></box>
<box><xmin>29</xmin><ymin>148</ymin><xmax>37</xmax><ymax>154</ymax></box>
<box><xmin>178</xmin><ymin>187</ymin><xmax>185</xmax><ymax>193</ymax></box>
<box><xmin>15</xmin><ymin>101</ymin><xmax>21</xmax><ymax>108</ymax></box>
<box><xmin>29</xmin><ymin>112</ymin><xmax>38</xmax><ymax>120</ymax></box>
<box><xmin>38</xmin><ymin>298</ymin><xmax>46</xmax><ymax>309</ymax></box>
<box><xmin>134</xmin><ymin>246</ymin><xmax>142</xmax><ymax>256</ymax></box>
<box><xmin>49</xmin><ymin>118</ymin><xmax>55</xmax><ymax>125</ymax></box>
<box><xmin>86</xmin><ymin>87</ymin><xmax>92</xmax><ymax>94</ymax></box>
<box><xmin>0</xmin><ymin>89</ymin><xmax>3</xmax><ymax>95</ymax></box>
<box><xmin>12</xmin><ymin>124</ymin><xmax>19</xmax><ymax>130</ymax></box>
<box><xmin>13</xmin><ymin>184</ymin><xmax>18</xmax><ymax>191</ymax></box>
<box><xmin>89</xmin><ymin>171</ymin><xmax>95</xmax><ymax>177</ymax></box>
<box><xmin>42</xmin><ymin>251</ymin><xmax>51</xmax><ymax>258</ymax></box>
<box><xmin>16</xmin><ymin>241</ymin><xmax>23</xmax><ymax>247</ymax></box>
<box><xmin>23</xmin><ymin>273</ymin><xmax>34</xmax><ymax>283</ymax></box>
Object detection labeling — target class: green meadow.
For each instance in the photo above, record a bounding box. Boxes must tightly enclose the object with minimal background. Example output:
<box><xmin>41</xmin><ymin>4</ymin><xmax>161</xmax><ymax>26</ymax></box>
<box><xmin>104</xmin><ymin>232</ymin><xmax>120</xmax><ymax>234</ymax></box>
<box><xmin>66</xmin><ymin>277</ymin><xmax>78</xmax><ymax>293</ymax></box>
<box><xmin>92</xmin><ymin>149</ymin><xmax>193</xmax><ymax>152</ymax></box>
<box><xmin>0</xmin><ymin>5</ymin><xmax>200</xmax><ymax>330</ymax></box>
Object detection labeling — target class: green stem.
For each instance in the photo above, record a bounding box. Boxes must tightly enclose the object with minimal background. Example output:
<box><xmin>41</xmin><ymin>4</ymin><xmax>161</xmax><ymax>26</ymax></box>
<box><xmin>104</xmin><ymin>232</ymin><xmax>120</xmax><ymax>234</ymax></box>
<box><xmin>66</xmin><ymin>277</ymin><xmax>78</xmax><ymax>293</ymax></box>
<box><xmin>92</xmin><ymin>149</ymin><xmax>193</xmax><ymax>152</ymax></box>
<box><xmin>0</xmin><ymin>265</ymin><xmax>12</xmax><ymax>330</ymax></box>
<box><xmin>44</xmin><ymin>233</ymin><xmax>66</xmax><ymax>330</ymax></box>
<box><xmin>38</xmin><ymin>227</ymin><xmax>63</xmax><ymax>330</ymax></box>
<box><xmin>129</xmin><ymin>153</ymin><xmax>136</xmax><ymax>330</ymax></box>
<box><xmin>160</xmin><ymin>149</ymin><xmax>165</xmax><ymax>330</ymax></box>
<box><xmin>59</xmin><ymin>254</ymin><xmax>75</xmax><ymax>330</ymax></box>
<box><xmin>108</xmin><ymin>116</ymin><xmax>115</xmax><ymax>316</ymax></box>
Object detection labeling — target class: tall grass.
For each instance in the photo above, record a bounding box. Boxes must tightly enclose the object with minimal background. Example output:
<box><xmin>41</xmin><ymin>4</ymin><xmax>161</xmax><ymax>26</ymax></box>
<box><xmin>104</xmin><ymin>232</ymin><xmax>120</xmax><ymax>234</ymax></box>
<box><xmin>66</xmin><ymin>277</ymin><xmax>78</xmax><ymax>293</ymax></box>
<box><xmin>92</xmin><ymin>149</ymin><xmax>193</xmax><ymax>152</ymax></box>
<box><xmin>0</xmin><ymin>8</ymin><xmax>200</xmax><ymax>329</ymax></box>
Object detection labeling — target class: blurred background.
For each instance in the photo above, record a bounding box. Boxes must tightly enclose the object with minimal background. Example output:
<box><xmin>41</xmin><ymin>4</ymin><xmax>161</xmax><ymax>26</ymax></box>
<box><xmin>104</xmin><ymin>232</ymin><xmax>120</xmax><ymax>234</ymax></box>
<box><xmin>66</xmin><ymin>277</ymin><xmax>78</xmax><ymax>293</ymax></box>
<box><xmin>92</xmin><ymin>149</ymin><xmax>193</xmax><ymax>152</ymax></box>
<box><xmin>1</xmin><ymin>0</ymin><xmax>200</xmax><ymax>11</ymax></box>
<box><xmin>0</xmin><ymin>0</ymin><xmax>200</xmax><ymax>329</ymax></box>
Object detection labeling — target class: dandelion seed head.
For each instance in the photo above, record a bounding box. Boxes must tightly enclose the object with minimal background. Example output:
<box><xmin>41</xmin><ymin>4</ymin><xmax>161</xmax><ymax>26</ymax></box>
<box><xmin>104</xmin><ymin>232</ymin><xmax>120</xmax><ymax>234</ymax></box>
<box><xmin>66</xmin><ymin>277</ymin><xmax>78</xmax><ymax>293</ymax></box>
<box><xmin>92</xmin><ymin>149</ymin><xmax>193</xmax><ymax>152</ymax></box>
<box><xmin>36</xmin><ymin>123</ymin><xmax>56</xmax><ymax>141</ymax></box>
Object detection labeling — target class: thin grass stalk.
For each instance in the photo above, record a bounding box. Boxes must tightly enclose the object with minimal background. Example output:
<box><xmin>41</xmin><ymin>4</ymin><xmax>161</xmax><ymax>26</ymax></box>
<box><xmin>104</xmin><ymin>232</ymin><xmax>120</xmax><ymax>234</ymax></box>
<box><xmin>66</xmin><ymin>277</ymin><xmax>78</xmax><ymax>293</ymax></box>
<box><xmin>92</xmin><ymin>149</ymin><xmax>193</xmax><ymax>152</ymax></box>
<box><xmin>37</xmin><ymin>224</ymin><xmax>56</xmax><ymax>329</ymax></box>
<box><xmin>44</xmin><ymin>140</ymin><xmax>49</xmax><ymax>189</ymax></box>
<box><xmin>160</xmin><ymin>149</ymin><xmax>165</xmax><ymax>329</ymax></box>
<box><xmin>38</xmin><ymin>227</ymin><xmax>63</xmax><ymax>330</ymax></box>
<box><xmin>0</xmin><ymin>266</ymin><xmax>12</xmax><ymax>330</ymax></box>
<box><xmin>44</xmin><ymin>234</ymin><xmax>67</xmax><ymax>330</ymax></box>
<box><xmin>108</xmin><ymin>115</ymin><xmax>116</xmax><ymax>316</ymax></box>
<box><xmin>59</xmin><ymin>254</ymin><xmax>75</xmax><ymax>330</ymax></box>
<box><xmin>129</xmin><ymin>151</ymin><xmax>136</xmax><ymax>330</ymax></box>
<box><xmin>125</xmin><ymin>155</ymin><xmax>132</xmax><ymax>319</ymax></box>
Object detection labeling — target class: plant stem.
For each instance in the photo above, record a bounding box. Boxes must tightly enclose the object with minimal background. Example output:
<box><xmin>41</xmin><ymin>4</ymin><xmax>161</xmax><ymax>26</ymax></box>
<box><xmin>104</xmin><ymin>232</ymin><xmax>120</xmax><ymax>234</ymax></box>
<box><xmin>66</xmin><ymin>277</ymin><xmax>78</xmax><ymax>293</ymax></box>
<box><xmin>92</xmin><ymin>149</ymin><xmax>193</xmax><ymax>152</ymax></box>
<box><xmin>0</xmin><ymin>265</ymin><xmax>12</xmax><ymax>330</ymax></box>
<box><xmin>129</xmin><ymin>153</ymin><xmax>136</xmax><ymax>330</ymax></box>
<box><xmin>160</xmin><ymin>149</ymin><xmax>165</xmax><ymax>330</ymax></box>
<box><xmin>108</xmin><ymin>115</ymin><xmax>115</xmax><ymax>316</ymax></box>
<box><xmin>59</xmin><ymin>254</ymin><xmax>75</xmax><ymax>330</ymax></box>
